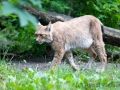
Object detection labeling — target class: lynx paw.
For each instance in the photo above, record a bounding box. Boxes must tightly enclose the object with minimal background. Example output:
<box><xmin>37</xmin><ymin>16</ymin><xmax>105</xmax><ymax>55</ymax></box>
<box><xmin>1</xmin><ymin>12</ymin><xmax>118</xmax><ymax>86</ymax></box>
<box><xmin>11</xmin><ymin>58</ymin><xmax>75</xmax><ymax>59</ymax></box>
<box><xmin>82</xmin><ymin>64</ymin><xmax>92</xmax><ymax>70</ymax></box>
<box><xmin>96</xmin><ymin>68</ymin><xmax>104</xmax><ymax>73</ymax></box>
<box><xmin>72</xmin><ymin>65</ymin><xmax>79</xmax><ymax>71</ymax></box>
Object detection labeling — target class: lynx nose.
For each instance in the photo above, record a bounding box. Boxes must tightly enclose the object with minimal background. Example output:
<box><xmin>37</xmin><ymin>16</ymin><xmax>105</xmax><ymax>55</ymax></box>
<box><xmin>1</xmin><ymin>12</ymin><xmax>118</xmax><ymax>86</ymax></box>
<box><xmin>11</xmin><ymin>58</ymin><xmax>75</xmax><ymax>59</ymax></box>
<box><xmin>36</xmin><ymin>38</ymin><xmax>39</xmax><ymax>42</ymax></box>
<box><xmin>36</xmin><ymin>40</ymin><xmax>38</xmax><ymax>43</ymax></box>
<box><xmin>36</xmin><ymin>40</ymin><xmax>39</xmax><ymax>43</ymax></box>
<box><xmin>36</xmin><ymin>39</ymin><xmax>39</xmax><ymax>43</ymax></box>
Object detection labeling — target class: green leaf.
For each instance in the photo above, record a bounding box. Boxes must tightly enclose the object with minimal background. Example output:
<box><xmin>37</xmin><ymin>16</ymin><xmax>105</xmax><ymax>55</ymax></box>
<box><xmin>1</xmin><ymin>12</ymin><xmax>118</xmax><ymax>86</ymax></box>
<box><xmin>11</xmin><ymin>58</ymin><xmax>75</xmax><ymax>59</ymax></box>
<box><xmin>0</xmin><ymin>33</ymin><xmax>7</xmax><ymax>41</ymax></box>
<box><xmin>2</xmin><ymin>1</ymin><xmax>37</xmax><ymax>29</ymax></box>
<box><xmin>79</xmin><ymin>74</ymin><xmax>88</xmax><ymax>83</ymax></box>
<box><xmin>28</xmin><ymin>68</ymin><xmax>34</xmax><ymax>73</ymax></box>
<box><xmin>29</xmin><ymin>0</ymin><xmax>42</xmax><ymax>9</ymax></box>
<box><xmin>46</xmin><ymin>83</ymin><xmax>54</xmax><ymax>89</ymax></box>
<box><xmin>34</xmin><ymin>71</ymin><xmax>48</xmax><ymax>78</ymax></box>
<box><xmin>64</xmin><ymin>74</ymin><xmax>73</xmax><ymax>82</ymax></box>
<box><xmin>8</xmin><ymin>75</ymin><xmax>16</xmax><ymax>82</ymax></box>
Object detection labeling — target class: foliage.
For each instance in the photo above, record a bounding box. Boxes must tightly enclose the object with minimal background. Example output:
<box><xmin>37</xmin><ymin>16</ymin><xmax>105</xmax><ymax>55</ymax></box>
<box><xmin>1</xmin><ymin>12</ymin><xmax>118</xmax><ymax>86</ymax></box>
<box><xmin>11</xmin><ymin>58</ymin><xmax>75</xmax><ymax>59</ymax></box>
<box><xmin>42</xmin><ymin>0</ymin><xmax>120</xmax><ymax>29</ymax></box>
<box><xmin>0</xmin><ymin>15</ymin><xmax>19</xmax><ymax>41</ymax></box>
<box><xmin>1</xmin><ymin>0</ymin><xmax>42</xmax><ymax>28</ymax></box>
<box><xmin>0</xmin><ymin>0</ymin><xmax>47</xmax><ymax>57</ymax></box>
<box><xmin>8</xmin><ymin>23</ymin><xmax>46</xmax><ymax>57</ymax></box>
<box><xmin>106</xmin><ymin>44</ymin><xmax>120</xmax><ymax>53</ymax></box>
<box><xmin>42</xmin><ymin>0</ymin><xmax>71</xmax><ymax>14</ymax></box>
<box><xmin>0</xmin><ymin>60</ymin><xmax>120</xmax><ymax>90</ymax></box>
<box><xmin>0</xmin><ymin>17</ymin><xmax>46</xmax><ymax>57</ymax></box>
<box><xmin>0</xmin><ymin>0</ymin><xmax>120</xmax><ymax>58</ymax></box>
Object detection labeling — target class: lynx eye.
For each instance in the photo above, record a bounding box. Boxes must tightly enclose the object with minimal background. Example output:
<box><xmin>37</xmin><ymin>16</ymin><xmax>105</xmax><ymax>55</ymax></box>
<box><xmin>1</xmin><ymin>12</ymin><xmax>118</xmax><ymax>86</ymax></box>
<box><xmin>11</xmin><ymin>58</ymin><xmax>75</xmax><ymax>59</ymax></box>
<box><xmin>35</xmin><ymin>34</ymin><xmax>38</xmax><ymax>37</ymax></box>
<box><xmin>39</xmin><ymin>34</ymin><xmax>43</xmax><ymax>36</ymax></box>
<box><xmin>40</xmin><ymin>34</ymin><xmax>47</xmax><ymax>37</ymax></box>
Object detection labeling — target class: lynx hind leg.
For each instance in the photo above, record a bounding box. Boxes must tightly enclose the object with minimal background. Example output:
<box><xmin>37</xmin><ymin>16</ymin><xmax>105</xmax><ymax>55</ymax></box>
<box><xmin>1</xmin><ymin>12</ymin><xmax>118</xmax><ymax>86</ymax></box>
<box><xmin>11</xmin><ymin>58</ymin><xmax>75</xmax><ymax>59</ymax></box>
<box><xmin>84</xmin><ymin>46</ymin><xmax>97</xmax><ymax>70</ymax></box>
<box><xmin>94</xmin><ymin>40</ymin><xmax>107</xmax><ymax>72</ymax></box>
<box><xmin>65</xmin><ymin>51</ymin><xmax>79</xmax><ymax>71</ymax></box>
<box><xmin>90</xmin><ymin>20</ymin><xmax>107</xmax><ymax>72</ymax></box>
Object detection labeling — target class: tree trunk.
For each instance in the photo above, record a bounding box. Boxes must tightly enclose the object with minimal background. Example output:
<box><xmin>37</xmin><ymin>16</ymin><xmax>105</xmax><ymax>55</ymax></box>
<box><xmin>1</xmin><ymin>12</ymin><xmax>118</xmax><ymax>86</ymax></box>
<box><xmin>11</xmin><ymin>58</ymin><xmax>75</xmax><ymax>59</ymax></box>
<box><xmin>22</xmin><ymin>5</ymin><xmax>120</xmax><ymax>47</ymax></box>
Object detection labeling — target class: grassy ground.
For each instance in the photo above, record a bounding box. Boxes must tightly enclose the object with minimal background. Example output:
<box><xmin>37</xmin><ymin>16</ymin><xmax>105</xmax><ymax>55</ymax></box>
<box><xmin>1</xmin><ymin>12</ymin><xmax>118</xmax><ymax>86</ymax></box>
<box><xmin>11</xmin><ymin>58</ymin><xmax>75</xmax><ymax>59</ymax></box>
<box><xmin>0</xmin><ymin>60</ymin><xmax>120</xmax><ymax>90</ymax></box>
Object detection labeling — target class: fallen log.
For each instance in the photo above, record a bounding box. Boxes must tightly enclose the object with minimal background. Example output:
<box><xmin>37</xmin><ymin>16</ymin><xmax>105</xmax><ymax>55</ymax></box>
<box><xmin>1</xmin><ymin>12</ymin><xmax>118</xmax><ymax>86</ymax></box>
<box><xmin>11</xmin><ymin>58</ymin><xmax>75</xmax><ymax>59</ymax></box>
<box><xmin>103</xmin><ymin>26</ymin><xmax>120</xmax><ymax>47</ymax></box>
<box><xmin>0</xmin><ymin>53</ymin><xmax>17</xmax><ymax>56</ymax></box>
<box><xmin>22</xmin><ymin>5</ymin><xmax>120</xmax><ymax>47</ymax></box>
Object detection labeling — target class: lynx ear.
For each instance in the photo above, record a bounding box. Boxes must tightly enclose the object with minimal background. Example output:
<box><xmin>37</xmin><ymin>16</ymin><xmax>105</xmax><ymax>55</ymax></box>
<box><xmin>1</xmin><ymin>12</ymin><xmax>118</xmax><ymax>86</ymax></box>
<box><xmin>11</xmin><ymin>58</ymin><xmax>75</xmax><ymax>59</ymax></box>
<box><xmin>46</xmin><ymin>21</ymin><xmax>51</xmax><ymax>31</ymax></box>
<box><xmin>38</xmin><ymin>22</ymin><xmax>41</xmax><ymax>26</ymax></box>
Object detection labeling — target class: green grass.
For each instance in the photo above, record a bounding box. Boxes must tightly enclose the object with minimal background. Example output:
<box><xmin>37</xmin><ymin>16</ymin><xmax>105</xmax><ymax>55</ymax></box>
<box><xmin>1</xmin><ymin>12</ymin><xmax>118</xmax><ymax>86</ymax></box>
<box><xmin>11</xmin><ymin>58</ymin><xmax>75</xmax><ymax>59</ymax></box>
<box><xmin>0</xmin><ymin>60</ymin><xmax>120</xmax><ymax>90</ymax></box>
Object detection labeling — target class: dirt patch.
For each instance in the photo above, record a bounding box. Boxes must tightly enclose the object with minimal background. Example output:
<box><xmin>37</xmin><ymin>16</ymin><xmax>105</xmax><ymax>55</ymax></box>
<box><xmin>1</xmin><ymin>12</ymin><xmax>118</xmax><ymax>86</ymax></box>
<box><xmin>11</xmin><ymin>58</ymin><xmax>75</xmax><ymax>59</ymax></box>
<box><xmin>10</xmin><ymin>58</ymin><xmax>120</xmax><ymax>71</ymax></box>
<box><xmin>13</xmin><ymin>62</ymin><xmax>50</xmax><ymax>71</ymax></box>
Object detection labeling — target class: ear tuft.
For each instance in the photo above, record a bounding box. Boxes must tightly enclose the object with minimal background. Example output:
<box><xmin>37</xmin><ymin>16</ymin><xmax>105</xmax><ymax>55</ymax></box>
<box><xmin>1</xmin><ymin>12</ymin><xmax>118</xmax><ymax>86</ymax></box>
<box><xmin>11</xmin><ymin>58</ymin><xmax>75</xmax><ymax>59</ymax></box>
<box><xmin>46</xmin><ymin>21</ymin><xmax>51</xmax><ymax>31</ymax></box>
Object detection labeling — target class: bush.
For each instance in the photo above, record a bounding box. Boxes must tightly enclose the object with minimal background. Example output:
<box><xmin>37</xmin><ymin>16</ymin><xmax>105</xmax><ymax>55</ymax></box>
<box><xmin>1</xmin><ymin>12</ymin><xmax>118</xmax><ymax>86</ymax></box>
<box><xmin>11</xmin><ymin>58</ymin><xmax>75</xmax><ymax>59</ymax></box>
<box><xmin>42</xmin><ymin>0</ymin><xmax>120</xmax><ymax>29</ymax></box>
<box><xmin>0</xmin><ymin>0</ymin><xmax>46</xmax><ymax>57</ymax></box>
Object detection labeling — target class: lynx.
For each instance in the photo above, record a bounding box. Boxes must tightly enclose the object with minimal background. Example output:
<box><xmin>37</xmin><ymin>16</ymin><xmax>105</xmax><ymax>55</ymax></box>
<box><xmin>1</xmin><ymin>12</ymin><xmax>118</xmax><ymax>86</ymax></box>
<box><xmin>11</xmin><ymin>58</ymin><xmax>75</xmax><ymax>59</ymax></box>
<box><xmin>35</xmin><ymin>15</ymin><xmax>107</xmax><ymax>72</ymax></box>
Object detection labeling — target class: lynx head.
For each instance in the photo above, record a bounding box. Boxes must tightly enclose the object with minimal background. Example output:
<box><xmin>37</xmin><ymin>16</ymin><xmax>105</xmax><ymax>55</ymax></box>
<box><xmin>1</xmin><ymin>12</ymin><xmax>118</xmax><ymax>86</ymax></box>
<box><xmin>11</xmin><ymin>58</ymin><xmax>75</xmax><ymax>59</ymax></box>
<box><xmin>35</xmin><ymin>21</ymin><xmax>53</xmax><ymax>44</ymax></box>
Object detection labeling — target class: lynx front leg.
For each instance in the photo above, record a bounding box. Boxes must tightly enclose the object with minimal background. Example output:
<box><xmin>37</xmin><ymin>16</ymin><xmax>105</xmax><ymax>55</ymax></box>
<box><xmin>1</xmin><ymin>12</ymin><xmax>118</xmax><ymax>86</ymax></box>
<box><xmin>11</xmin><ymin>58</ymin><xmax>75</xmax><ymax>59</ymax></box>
<box><xmin>65</xmin><ymin>51</ymin><xmax>79</xmax><ymax>71</ymax></box>
<box><xmin>50</xmin><ymin>50</ymin><xmax>65</xmax><ymax>70</ymax></box>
